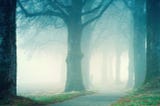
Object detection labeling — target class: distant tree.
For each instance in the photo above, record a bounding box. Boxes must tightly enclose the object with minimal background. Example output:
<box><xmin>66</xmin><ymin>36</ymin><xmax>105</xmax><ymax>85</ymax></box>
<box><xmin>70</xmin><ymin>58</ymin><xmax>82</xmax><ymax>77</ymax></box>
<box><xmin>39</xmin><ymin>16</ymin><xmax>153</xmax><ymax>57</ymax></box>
<box><xmin>145</xmin><ymin>0</ymin><xmax>160</xmax><ymax>83</ymax></box>
<box><xmin>18</xmin><ymin>0</ymin><xmax>114</xmax><ymax>91</ymax></box>
<box><xmin>82</xmin><ymin>0</ymin><xmax>97</xmax><ymax>89</ymax></box>
<box><xmin>115</xmin><ymin>47</ymin><xmax>121</xmax><ymax>83</ymax></box>
<box><xmin>123</xmin><ymin>0</ymin><xmax>146</xmax><ymax>88</ymax></box>
<box><xmin>0</xmin><ymin>0</ymin><xmax>17</xmax><ymax>99</ymax></box>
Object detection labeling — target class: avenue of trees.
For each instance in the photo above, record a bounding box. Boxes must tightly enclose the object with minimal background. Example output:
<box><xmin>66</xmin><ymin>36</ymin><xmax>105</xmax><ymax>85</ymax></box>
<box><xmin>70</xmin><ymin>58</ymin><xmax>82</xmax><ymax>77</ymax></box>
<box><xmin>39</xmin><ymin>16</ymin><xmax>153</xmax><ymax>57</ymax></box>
<box><xmin>0</xmin><ymin>0</ymin><xmax>160</xmax><ymax>100</ymax></box>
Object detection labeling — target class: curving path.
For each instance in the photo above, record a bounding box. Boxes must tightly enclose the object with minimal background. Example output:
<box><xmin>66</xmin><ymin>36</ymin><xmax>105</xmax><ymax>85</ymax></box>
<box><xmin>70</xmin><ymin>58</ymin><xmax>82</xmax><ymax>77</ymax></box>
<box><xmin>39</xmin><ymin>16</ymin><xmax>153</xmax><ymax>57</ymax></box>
<box><xmin>47</xmin><ymin>92</ymin><xmax>125</xmax><ymax>106</ymax></box>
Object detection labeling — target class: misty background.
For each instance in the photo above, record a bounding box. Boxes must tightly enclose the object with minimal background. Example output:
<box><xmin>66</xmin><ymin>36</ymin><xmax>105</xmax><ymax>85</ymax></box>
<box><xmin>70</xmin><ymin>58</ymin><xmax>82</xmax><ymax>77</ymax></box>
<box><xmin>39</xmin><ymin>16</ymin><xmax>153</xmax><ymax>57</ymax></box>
<box><xmin>17</xmin><ymin>0</ymin><xmax>134</xmax><ymax>96</ymax></box>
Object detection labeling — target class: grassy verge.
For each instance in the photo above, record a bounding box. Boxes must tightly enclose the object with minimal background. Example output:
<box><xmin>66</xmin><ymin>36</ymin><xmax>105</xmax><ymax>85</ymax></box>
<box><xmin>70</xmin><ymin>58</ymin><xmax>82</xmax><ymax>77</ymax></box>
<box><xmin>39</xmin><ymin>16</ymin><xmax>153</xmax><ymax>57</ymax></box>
<box><xmin>111</xmin><ymin>91</ymin><xmax>160</xmax><ymax>106</ymax></box>
<box><xmin>112</xmin><ymin>78</ymin><xmax>160</xmax><ymax>106</ymax></box>
<box><xmin>0</xmin><ymin>91</ymin><xmax>94</xmax><ymax>106</ymax></box>
<box><xmin>30</xmin><ymin>91</ymin><xmax>94</xmax><ymax>105</ymax></box>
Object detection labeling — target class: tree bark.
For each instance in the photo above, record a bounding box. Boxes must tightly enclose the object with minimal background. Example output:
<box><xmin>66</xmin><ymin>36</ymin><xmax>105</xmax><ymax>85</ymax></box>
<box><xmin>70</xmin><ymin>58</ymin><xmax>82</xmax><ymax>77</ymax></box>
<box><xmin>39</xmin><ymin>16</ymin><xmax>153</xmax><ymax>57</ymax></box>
<box><xmin>0</xmin><ymin>0</ymin><xmax>17</xmax><ymax>98</ymax></box>
<box><xmin>65</xmin><ymin>22</ymin><xmax>85</xmax><ymax>91</ymax></box>
<box><xmin>145</xmin><ymin>0</ymin><xmax>160</xmax><ymax>83</ymax></box>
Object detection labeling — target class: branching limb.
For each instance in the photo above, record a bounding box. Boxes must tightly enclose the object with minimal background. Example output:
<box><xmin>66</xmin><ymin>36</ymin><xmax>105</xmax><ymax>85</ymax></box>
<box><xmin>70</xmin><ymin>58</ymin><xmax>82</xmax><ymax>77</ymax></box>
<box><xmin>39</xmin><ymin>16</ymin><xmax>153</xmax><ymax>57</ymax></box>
<box><xmin>82</xmin><ymin>3</ymin><xmax>102</xmax><ymax>15</ymax></box>
<box><xmin>82</xmin><ymin>0</ymin><xmax>114</xmax><ymax>28</ymax></box>
<box><xmin>18</xmin><ymin>0</ymin><xmax>64</xmax><ymax>18</ymax></box>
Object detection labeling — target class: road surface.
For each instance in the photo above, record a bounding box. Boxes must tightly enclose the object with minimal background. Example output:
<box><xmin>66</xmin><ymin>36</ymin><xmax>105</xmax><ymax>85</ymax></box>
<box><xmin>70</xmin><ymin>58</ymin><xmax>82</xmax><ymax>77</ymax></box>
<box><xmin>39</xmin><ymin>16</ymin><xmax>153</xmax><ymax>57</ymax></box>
<box><xmin>47</xmin><ymin>92</ymin><xmax>125</xmax><ymax>106</ymax></box>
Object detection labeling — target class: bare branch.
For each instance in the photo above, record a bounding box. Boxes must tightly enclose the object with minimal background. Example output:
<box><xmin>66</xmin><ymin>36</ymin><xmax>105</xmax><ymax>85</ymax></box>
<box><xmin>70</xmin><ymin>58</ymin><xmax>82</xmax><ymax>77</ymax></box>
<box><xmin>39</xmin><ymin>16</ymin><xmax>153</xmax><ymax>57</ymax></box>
<box><xmin>49</xmin><ymin>0</ymin><xmax>69</xmax><ymax>16</ymax></box>
<box><xmin>82</xmin><ymin>3</ymin><xmax>102</xmax><ymax>15</ymax></box>
<box><xmin>18</xmin><ymin>0</ymin><xmax>64</xmax><ymax>18</ymax></box>
<box><xmin>82</xmin><ymin>0</ymin><xmax>114</xmax><ymax>28</ymax></box>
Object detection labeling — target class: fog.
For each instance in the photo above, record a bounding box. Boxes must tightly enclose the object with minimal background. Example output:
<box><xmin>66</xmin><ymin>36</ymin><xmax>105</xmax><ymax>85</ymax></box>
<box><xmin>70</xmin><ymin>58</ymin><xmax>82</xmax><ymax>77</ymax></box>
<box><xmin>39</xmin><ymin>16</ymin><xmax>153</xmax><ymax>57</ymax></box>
<box><xmin>17</xmin><ymin>26</ymin><xmax>68</xmax><ymax>95</ymax></box>
<box><xmin>17</xmin><ymin>0</ymin><xmax>134</xmax><ymax>96</ymax></box>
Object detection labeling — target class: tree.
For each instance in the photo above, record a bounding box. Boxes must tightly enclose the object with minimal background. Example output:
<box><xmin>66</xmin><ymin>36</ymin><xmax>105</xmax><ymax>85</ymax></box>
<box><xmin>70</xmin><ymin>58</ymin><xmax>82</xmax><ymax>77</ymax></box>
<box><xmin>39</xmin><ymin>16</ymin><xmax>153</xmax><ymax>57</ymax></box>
<box><xmin>115</xmin><ymin>47</ymin><xmax>121</xmax><ymax>83</ymax></box>
<box><xmin>0</xmin><ymin>0</ymin><xmax>17</xmax><ymax>99</ymax></box>
<box><xmin>18</xmin><ymin>0</ymin><xmax>114</xmax><ymax>91</ymax></box>
<box><xmin>145</xmin><ymin>0</ymin><xmax>160</xmax><ymax>83</ymax></box>
<box><xmin>123</xmin><ymin>0</ymin><xmax>146</xmax><ymax>88</ymax></box>
<box><xmin>82</xmin><ymin>0</ymin><xmax>97</xmax><ymax>89</ymax></box>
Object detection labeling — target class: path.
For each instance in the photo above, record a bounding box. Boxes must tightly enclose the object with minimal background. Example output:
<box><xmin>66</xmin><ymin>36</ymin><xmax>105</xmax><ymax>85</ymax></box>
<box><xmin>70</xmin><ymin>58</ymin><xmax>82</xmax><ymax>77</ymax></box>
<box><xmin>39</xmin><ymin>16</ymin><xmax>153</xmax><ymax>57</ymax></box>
<box><xmin>47</xmin><ymin>92</ymin><xmax>125</xmax><ymax>106</ymax></box>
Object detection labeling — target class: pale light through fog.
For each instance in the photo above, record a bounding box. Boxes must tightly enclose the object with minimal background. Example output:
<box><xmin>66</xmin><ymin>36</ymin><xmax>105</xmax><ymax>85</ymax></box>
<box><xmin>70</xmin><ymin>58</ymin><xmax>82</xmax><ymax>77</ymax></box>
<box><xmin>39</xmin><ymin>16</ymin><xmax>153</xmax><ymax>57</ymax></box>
<box><xmin>17</xmin><ymin>27</ymin><xmax>67</xmax><ymax>96</ymax></box>
<box><xmin>16</xmin><ymin>0</ymin><xmax>133</xmax><ymax>96</ymax></box>
<box><xmin>89</xmin><ymin>51</ymin><xmax>129</xmax><ymax>91</ymax></box>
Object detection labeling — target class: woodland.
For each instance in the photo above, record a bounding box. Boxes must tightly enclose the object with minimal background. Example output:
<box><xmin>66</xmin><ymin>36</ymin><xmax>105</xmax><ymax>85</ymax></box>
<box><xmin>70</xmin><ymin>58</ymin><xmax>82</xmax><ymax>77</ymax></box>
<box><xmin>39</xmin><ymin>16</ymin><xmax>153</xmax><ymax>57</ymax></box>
<box><xmin>0</xmin><ymin>0</ymin><xmax>160</xmax><ymax>106</ymax></box>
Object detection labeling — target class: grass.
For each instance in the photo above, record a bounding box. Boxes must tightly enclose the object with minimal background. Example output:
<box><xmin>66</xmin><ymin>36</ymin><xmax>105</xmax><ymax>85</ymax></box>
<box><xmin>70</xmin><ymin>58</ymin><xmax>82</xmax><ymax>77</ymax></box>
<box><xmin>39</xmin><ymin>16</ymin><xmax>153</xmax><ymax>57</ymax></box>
<box><xmin>111</xmin><ymin>91</ymin><xmax>160</xmax><ymax>106</ymax></box>
<box><xmin>30</xmin><ymin>91</ymin><xmax>94</xmax><ymax>104</ymax></box>
<box><xmin>0</xmin><ymin>91</ymin><xmax>94</xmax><ymax>106</ymax></box>
<box><xmin>112</xmin><ymin>78</ymin><xmax>160</xmax><ymax>106</ymax></box>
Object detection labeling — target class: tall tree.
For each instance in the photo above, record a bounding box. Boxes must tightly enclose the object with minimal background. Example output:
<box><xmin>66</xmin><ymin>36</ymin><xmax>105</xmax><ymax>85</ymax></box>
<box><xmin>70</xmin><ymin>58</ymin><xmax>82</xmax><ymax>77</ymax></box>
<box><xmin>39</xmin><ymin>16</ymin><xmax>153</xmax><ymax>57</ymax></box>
<box><xmin>18</xmin><ymin>0</ymin><xmax>114</xmax><ymax>91</ymax></box>
<box><xmin>0</xmin><ymin>0</ymin><xmax>17</xmax><ymax>99</ymax></box>
<box><xmin>127</xmin><ymin>41</ymin><xmax>134</xmax><ymax>88</ymax></box>
<box><xmin>123</xmin><ymin>0</ymin><xmax>146</xmax><ymax>88</ymax></box>
<box><xmin>82</xmin><ymin>0</ymin><xmax>96</xmax><ymax>89</ymax></box>
<box><xmin>145</xmin><ymin>0</ymin><xmax>160</xmax><ymax>83</ymax></box>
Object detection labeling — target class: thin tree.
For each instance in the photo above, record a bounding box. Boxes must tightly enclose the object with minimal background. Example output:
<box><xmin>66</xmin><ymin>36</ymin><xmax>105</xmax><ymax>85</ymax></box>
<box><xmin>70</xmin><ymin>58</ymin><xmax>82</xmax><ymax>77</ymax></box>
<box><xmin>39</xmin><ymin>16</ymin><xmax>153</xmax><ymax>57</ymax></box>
<box><xmin>145</xmin><ymin>0</ymin><xmax>160</xmax><ymax>83</ymax></box>
<box><xmin>123</xmin><ymin>0</ymin><xmax>146</xmax><ymax>88</ymax></box>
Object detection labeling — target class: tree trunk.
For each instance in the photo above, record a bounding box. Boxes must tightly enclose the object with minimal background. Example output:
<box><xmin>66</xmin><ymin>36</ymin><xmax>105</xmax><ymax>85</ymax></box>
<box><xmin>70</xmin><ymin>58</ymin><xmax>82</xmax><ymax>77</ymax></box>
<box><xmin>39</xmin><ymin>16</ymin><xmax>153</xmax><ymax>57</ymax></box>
<box><xmin>65</xmin><ymin>0</ymin><xmax>85</xmax><ymax>91</ymax></box>
<box><xmin>82</xmin><ymin>0</ymin><xmax>96</xmax><ymax>89</ymax></box>
<box><xmin>101</xmin><ymin>51</ymin><xmax>107</xmax><ymax>84</ymax></box>
<box><xmin>82</xmin><ymin>26</ymin><xmax>93</xmax><ymax>89</ymax></box>
<box><xmin>115</xmin><ymin>50</ymin><xmax>121</xmax><ymax>83</ymax></box>
<box><xmin>145</xmin><ymin>0</ymin><xmax>160</xmax><ymax>83</ymax></box>
<box><xmin>82</xmin><ymin>52</ymin><xmax>91</xmax><ymax>89</ymax></box>
<box><xmin>127</xmin><ymin>42</ymin><xmax>134</xmax><ymax>88</ymax></box>
<box><xmin>0</xmin><ymin>0</ymin><xmax>17</xmax><ymax>98</ymax></box>
<box><xmin>65</xmin><ymin>22</ymin><xmax>85</xmax><ymax>91</ymax></box>
<box><xmin>133</xmin><ymin>0</ymin><xmax>146</xmax><ymax>88</ymax></box>
<box><xmin>107</xmin><ymin>55</ymin><xmax>113</xmax><ymax>81</ymax></box>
